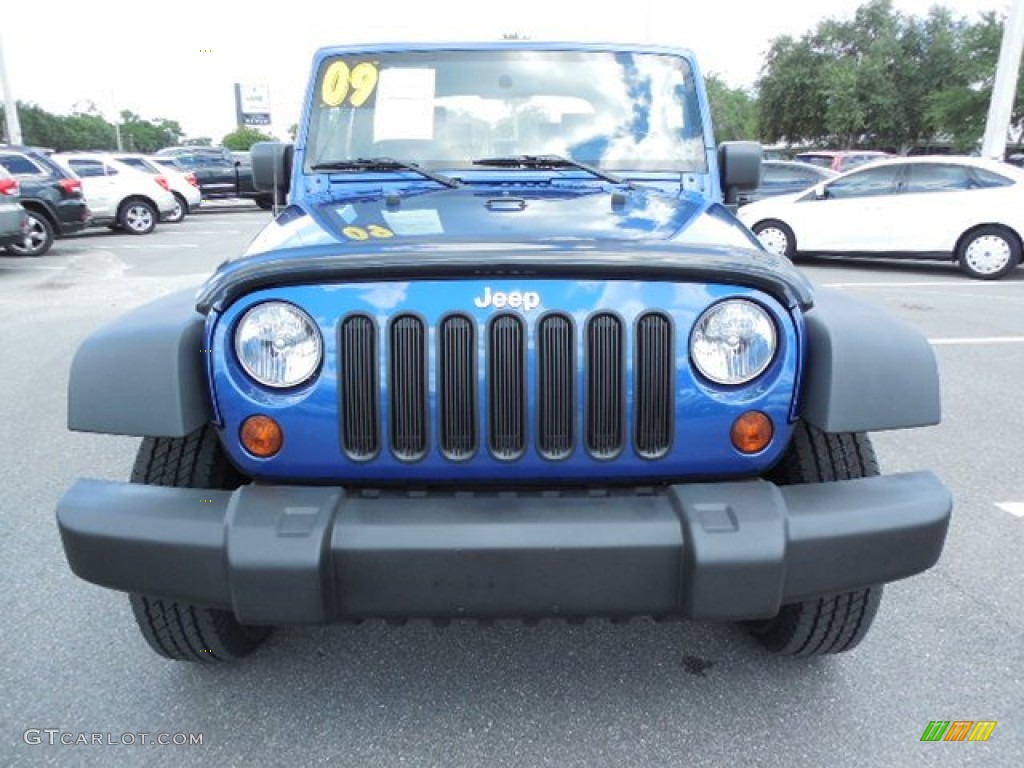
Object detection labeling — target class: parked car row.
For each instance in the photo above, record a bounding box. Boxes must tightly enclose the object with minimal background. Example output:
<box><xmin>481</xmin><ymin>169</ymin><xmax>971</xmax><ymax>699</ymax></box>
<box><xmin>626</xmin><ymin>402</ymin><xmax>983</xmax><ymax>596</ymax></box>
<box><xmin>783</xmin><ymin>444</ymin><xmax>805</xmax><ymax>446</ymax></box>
<box><xmin>0</xmin><ymin>144</ymin><xmax>90</xmax><ymax>256</ymax></box>
<box><xmin>0</xmin><ymin>143</ymin><xmax>260</xmax><ymax>257</ymax></box>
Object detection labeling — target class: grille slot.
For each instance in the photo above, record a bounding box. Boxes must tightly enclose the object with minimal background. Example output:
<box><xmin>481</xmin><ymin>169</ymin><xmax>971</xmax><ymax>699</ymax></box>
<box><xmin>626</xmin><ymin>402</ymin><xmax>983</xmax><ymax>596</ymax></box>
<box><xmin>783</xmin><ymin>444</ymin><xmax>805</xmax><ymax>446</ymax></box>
<box><xmin>388</xmin><ymin>314</ymin><xmax>428</xmax><ymax>461</ymax></box>
<box><xmin>634</xmin><ymin>312</ymin><xmax>674</xmax><ymax>458</ymax></box>
<box><xmin>487</xmin><ymin>313</ymin><xmax>526</xmax><ymax>460</ymax></box>
<box><xmin>536</xmin><ymin>313</ymin><xmax>575</xmax><ymax>460</ymax></box>
<box><xmin>438</xmin><ymin>314</ymin><xmax>477</xmax><ymax>460</ymax></box>
<box><xmin>585</xmin><ymin>313</ymin><xmax>625</xmax><ymax>459</ymax></box>
<box><xmin>339</xmin><ymin>314</ymin><xmax>379</xmax><ymax>460</ymax></box>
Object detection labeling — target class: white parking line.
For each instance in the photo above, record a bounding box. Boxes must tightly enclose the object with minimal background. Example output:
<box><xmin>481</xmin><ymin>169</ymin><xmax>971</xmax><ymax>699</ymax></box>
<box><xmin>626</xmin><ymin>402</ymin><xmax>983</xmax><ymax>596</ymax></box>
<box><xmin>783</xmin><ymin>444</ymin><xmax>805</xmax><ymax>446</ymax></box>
<box><xmin>161</xmin><ymin>230</ymin><xmax>241</xmax><ymax>235</ymax></box>
<box><xmin>112</xmin><ymin>244</ymin><xmax>200</xmax><ymax>249</ymax></box>
<box><xmin>0</xmin><ymin>264</ymin><xmax>64</xmax><ymax>270</ymax></box>
<box><xmin>929</xmin><ymin>337</ymin><xmax>1024</xmax><ymax>345</ymax></box>
<box><xmin>996</xmin><ymin>503</ymin><xmax>1024</xmax><ymax>518</ymax></box>
<box><xmin>822</xmin><ymin>281</ymin><xmax>1018</xmax><ymax>288</ymax></box>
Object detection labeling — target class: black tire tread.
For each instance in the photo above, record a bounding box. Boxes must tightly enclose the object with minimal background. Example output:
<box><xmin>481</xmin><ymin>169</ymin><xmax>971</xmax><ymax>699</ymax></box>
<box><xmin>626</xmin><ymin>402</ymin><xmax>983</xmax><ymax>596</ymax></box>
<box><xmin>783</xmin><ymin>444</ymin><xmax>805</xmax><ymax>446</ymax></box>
<box><xmin>751</xmin><ymin>422</ymin><xmax>884</xmax><ymax>657</ymax></box>
<box><xmin>128</xmin><ymin>426</ymin><xmax>266</xmax><ymax>663</ymax></box>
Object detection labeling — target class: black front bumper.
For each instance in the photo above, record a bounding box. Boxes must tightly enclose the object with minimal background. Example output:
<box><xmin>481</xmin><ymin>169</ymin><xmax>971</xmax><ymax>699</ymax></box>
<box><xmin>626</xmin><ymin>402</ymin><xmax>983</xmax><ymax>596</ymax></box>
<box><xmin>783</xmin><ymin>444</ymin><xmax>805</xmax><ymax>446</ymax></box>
<box><xmin>57</xmin><ymin>473</ymin><xmax>951</xmax><ymax>624</ymax></box>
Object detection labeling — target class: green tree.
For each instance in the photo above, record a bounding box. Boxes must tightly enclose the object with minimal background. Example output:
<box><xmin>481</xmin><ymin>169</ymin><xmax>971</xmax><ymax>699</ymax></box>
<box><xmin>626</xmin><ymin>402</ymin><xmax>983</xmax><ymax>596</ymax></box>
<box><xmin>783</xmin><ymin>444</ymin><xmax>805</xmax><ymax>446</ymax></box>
<box><xmin>705</xmin><ymin>74</ymin><xmax>757</xmax><ymax>142</ymax></box>
<box><xmin>927</xmin><ymin>11</ymin><xmax>1024</xmax><ymax>150</ymax></box>
<box><xmin>222</xmin><ymin>126</ymin><xmax>276</xmax><ymax>150</ymax></box>
<box><xmin>119</xmin><ymin>111</ymin><xmax>184</xmax><ymax>153</ymax></box>
<box><xmin>755</xmin><ymin>0</ymin><xmax>1016</xmax><ymax>151</ymax></box>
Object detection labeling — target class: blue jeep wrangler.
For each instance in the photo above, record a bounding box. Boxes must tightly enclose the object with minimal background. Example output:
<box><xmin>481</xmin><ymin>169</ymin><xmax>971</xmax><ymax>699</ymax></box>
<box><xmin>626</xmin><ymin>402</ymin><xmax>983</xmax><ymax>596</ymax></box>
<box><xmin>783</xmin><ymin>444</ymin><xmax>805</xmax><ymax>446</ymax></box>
<box><xmin>57</xmin><ymin>42</ymin><xmax>951</xmax><ymax>662</ymax></box>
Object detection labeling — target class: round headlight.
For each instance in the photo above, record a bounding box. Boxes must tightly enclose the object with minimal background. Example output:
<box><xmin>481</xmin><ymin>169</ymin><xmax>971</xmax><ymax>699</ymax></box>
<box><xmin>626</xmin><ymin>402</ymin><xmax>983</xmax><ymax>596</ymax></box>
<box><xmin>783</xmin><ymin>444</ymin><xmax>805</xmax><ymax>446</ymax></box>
<box><xmin>690</xmin><ymin>299</ymin><xmax>777</xmax><ymax>385</ymax></box>
<box><xmin>235</xmin><ymin>302</ymin><xmax>322</xmax><ymax>388</ymax></box>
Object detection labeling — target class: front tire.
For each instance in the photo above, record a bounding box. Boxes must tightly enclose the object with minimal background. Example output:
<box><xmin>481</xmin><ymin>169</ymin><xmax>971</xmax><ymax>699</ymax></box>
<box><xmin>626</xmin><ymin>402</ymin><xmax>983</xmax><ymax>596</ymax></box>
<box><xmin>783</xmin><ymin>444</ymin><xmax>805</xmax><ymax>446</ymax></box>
<box><xmin>746</xmin><ymin>423</ymin><xmax>884</xmax><ymax>656</ymax></box>
<box><xmin>752</xmin><ymin>219</ymin><xmax>797</xmax><ymax>261</ymax></box>
<box><xmin>128</xmin><ymin>426</ymin><xmax>271</xmax><ymax>662</ymax></box>
<box><xmin>957</xmin><ymin>225</ymin><xmax>1020</xmax><ymax>280</ymax></box>
<box><xmin>4</xmin><ymin>210</ymin><xmax>54</xmax><ymax>257</ymax></box>
<box><xmin>118</xmin><ymin>198</ymin><xmax>158</xmax><ymax>235</ymax></box>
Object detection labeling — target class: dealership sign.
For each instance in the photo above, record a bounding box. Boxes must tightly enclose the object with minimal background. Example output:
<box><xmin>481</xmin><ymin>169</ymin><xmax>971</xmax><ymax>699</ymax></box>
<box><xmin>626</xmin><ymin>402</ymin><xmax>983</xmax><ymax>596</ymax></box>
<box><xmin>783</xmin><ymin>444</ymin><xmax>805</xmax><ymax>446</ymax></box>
<box><xmin>235</xmin><ymin>83</ymin><xmax>271</xmax><ymax>127</ymax></box>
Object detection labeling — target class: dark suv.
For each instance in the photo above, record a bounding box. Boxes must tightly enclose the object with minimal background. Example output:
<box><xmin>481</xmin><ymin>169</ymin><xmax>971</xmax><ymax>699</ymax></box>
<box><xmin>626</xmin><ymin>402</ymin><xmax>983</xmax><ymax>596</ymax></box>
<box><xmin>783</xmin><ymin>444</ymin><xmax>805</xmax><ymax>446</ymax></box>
<box><xmin>0</xmin><ymin>145</ymin><xmax>90</xmax><ymax>256</ymax></box>
<box><xmin>154</xmin><ymin>146</ymin><xmax>275</xmax><ymax>209</ymax></box>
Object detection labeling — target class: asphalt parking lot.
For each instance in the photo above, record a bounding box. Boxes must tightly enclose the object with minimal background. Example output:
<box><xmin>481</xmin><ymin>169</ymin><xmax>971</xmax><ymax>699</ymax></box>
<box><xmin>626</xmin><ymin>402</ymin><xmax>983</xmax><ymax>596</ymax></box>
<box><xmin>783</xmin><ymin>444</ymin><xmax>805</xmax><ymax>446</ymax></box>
<box><xmin>1</xmin><ymin>207</ymin><xmax>1022</xmax><ymax>767</ymax></box>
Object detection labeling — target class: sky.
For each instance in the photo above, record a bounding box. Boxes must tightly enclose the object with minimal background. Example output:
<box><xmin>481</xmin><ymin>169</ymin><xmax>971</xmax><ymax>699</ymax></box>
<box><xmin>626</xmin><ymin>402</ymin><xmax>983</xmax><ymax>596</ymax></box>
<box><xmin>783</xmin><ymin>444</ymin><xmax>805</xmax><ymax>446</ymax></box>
<box><xmin>0</xmin><ymin>0</ymin><xmax>1007</xmax><ymax>144</ymax></box>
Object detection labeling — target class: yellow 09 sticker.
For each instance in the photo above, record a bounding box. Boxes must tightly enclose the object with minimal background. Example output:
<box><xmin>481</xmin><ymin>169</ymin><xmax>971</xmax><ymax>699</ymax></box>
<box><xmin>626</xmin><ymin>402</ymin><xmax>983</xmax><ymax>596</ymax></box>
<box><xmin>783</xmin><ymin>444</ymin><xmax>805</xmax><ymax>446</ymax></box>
<box><xmin>342</xmin><ymin>225</ymin><xmax>394</xmax><ymax>241</ymax></box>
<box><xmin>321</xmin><ymin>61</ymin><xmax>379</xmax><ymax>108</ymax></box>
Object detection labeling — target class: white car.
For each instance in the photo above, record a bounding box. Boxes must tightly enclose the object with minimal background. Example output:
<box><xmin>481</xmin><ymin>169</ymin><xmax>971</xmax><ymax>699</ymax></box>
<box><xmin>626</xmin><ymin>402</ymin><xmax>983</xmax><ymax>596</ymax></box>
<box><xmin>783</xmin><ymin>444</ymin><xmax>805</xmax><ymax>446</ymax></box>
<box><xmin>113</xmin><ymin>154</ymin><xmax>202</xmax><ymax>223</ymax></box>
<box><xmin>53</xmin><ymin>153</ymin><xmax>177</xmax><ymax>235</ymax></box>
<box><xmin>737</xmin><ymin>155</ymin><xmax>1024</xmax><ymax>280</ymax></box>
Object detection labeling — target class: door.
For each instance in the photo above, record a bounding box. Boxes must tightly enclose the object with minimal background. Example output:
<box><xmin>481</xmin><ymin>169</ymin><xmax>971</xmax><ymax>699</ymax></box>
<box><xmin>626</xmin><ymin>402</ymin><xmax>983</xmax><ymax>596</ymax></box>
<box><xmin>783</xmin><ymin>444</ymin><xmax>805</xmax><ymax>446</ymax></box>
<box><xmin>886</xmin><ymin>163</ymin><xmax>987</xmax><ymax>252</ymax></box>
<box><xmin>792</xmin><ymin>163</ymin><xmax>904</xmax><ymax>252</ymax></box>
<box><xmin>66</xmin><ymin>158</ymin><xmax>117</xmax><ymax>219</ymax></box>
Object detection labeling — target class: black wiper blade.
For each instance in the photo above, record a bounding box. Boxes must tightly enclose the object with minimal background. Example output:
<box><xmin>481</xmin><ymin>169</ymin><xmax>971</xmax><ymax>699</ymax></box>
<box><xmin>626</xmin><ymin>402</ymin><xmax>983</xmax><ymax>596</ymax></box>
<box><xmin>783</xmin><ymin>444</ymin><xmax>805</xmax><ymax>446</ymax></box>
<box><xmin>310</xmin><ymin>157</ymin><xmax>461</xmax><ymax>188</ymax></box>
<box><xmin>472</xmin><ymin>154</ymin><xmax>630</xmax><ymax>186</ymax></box>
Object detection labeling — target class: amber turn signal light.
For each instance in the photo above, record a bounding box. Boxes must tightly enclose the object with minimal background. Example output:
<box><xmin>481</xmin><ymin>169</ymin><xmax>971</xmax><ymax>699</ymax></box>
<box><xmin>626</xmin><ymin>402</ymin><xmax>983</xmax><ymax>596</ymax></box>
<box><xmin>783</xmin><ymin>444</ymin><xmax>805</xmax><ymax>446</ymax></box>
<box><xmin>240</xmin><ymin>415</ymin><xmax>283</xmax><ymax>458</ymax></box>
<box><xmin>731</xmin><ymin>411</ymin><xmax>773</xmax><ymax>454</ymax></box>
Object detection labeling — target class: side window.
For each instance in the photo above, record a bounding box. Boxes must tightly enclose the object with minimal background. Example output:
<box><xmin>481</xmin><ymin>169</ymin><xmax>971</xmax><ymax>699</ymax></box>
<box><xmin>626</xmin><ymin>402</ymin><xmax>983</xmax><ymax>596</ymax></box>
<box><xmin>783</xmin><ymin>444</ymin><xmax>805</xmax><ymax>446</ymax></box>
<box><xmin>102</xmin><ymin>164</ymin><xmax>120</xmax><ymax>176</ymax></box>
<box><xmin>904</xmin><ymin>164</ymin><xmax>971</xmax><ymax>194</ymax></box>
<box><xmin>825</xmin><ymin>165</ymin><xmax>902</xmax><ymax>200</ymax></box>
<box><xmin>763</xmin><ymin>165</ymin><xmax>800</xmax><ymax>186</ymax></box>
<box><xmin>797</xmin><ymin>168</ymin><xmax>825</xmax><ymax>185</ymax></box>
<box><xmin>0</xmin><ymin>153</ymin><xmax>45</xmax><ymax>176</ymax></box>
<box><xmin>971</xmin><ymin>168</ymin><xmax>1013</xmax><ymax>189</ymax></box>
<box><xmin>68</xmin><ymin>159</ymin><xmax>106</xmax><ymax>178</ymax></box>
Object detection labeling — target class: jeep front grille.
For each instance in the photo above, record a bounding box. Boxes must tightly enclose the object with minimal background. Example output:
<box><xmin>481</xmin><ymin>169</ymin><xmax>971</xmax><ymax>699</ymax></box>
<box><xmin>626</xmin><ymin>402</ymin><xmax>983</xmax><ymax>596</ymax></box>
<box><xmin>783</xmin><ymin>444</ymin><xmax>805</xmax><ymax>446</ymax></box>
<box><xmin>585</xmin><ymin>313</ymin><xmax>625</xmax><ymax>459</ymax></box>
<box><xmin>388</xmin><ymin>314</ymin><xmax>428</xmax><ymax>461</ymax></box>
<box><xmin>634</xmin><ymin>312</ymin><xmax>673</xmax><ymax>459</ymax></box>
<box><xmin>336</xmin><ymin>310</ymin><xmax>674</xmax><ymax>463</ymax></box>
<box><xmin>339</xmin><ymin>314</ymin><xmax>379</xmax><ymax>460</ymax></box>
<box><xmin>488</xmin><ymin>313</ymin><xmax>527</xmax><ymax>460</ymax></box>
<box><xmin>438</xmin><ymin>314</ymin><xmax>477</xmax><ymax>460</ymax></box>
<box><xmin>537</xmin><ymin>313</ymin><xmax>575</xmax><ymax>460</ymax></box>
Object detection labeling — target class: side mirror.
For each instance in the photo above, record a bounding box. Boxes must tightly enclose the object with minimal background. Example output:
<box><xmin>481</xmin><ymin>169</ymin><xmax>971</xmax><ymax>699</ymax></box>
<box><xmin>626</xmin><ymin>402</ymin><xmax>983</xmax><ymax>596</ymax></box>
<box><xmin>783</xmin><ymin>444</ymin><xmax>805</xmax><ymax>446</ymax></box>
<box><xmin>251</xmin><ymin>141</ymin><xmax>293</xmax><ymax>197</ymax></box>
<box><xmin>813</xmin><ymin>183</ymin><xmax>827</xmax><ymax>199</ymax></box>
<box><xmin>718</xmin><ymin>141</ymin><xmax>762</xmax><ymax>205</ymax></box>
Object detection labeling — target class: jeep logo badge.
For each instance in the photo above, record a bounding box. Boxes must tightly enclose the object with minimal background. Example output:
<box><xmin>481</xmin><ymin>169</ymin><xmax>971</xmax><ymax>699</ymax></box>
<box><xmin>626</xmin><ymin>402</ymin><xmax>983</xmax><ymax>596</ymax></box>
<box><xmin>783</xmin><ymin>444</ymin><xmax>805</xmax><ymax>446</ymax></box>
<box><xmin>473</xmin><ymin>287</ymin><xmax>541</xmax><ymax>311</ymax></box>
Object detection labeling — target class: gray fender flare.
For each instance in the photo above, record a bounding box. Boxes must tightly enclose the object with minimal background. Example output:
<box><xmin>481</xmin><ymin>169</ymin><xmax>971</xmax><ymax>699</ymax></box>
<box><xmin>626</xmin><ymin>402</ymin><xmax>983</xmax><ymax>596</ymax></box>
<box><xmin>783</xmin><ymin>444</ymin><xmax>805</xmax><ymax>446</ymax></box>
<box><xmin>68</xmin><ymin>287</ymin><xmax>213</xmax><ymax>437</ymax></box>
<box><xmin>800</xmin><ymin>287</ymin><xmax>940</xmax><ymax>433</ymax></box>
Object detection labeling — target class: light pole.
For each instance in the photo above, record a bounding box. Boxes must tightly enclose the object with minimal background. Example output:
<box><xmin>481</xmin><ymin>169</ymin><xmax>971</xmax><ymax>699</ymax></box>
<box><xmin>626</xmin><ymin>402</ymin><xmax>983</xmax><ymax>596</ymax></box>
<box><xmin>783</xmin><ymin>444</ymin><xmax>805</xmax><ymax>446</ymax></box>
<box><xmin>982</xmin><ymin>0</ymin><xmax>1024</xmax><ymax>159</ymax></box>
<box><xmin>0</xmin><ymin>33</ymin><xmax>23</xmax><ymax>144</ymax></box>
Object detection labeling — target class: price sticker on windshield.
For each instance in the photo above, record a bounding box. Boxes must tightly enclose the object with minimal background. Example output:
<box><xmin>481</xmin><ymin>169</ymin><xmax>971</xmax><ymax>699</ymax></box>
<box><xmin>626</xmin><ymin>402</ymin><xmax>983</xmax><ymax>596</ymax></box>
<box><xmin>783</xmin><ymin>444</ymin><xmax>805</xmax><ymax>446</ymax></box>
<box><xmin>320</xmin><ymin>60</ymin><xmax>379</xmax><ymax>108</ymax></box>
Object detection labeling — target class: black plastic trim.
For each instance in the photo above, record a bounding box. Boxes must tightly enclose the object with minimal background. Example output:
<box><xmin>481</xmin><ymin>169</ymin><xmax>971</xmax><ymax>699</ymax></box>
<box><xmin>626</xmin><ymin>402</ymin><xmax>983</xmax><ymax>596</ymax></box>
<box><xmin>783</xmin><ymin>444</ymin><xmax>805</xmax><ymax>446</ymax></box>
<box><xmin>633</xmin><ymin>310</ymin><xmax>675</xmax><ymax>460</ymax></box>
<box><xmin>57</xmin><ymin>471</ymin><xmax>952</xmax><ymax>623</ymax></box>
<box><xmin>584</xmin><ymin>311</ymin><xmax>626</xmax><ymax>461</ymax></box>
<box><xmin>387</xmin><ymin>312</ymin><xmax>430</xmax><ymax>462</ymax></box>
<box><xmin>486</xmin><ymin>313</ymin><xmax>527</xmax><ymax>461</ymax></box>
<box><xmin>338</xmin><ymin>313</ymin><xmax>380</xmax><ymax>462</ymax></box>
<box><xmin>437</xmin><ymin>312</ymin><xmax>479</xmax><ymax>462</ymax></box>
<box><xmin>535</xmin><ymin>311</ymin><xmax>576</xmax><ymax>461</ymax></box>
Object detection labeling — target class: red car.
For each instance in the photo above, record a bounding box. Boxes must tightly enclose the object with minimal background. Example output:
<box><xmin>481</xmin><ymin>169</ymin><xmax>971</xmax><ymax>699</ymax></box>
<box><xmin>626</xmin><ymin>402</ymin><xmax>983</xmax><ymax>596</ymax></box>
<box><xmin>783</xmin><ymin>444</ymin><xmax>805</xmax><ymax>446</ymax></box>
<box><xmin>795</xmin><ymin>150</ymin><xmax>892</xmax><ymax>173</ymax></box>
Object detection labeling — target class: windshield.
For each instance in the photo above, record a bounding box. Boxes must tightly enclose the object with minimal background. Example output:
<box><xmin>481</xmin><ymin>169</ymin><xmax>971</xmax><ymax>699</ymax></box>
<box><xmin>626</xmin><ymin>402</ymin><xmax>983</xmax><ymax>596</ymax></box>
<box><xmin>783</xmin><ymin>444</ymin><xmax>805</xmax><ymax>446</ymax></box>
<box><xmin>305</xmin><ymin>49</ymin><xmax>707</xmax><ymax>174</ymax></box>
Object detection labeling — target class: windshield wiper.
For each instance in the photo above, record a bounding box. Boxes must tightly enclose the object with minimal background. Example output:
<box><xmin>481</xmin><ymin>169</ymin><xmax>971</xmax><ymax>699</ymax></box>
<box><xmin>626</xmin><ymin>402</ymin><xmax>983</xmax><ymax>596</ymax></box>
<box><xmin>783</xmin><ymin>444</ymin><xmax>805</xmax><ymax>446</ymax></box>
<box><xmin>472</xmin><ymin>154</ymin><xmax>631</xmax><ymax>187</ymax></box>
<box><xmin>310</xmin><ymin>157</ymin><xmax>461</xmax><ymax>188</ymax></box>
